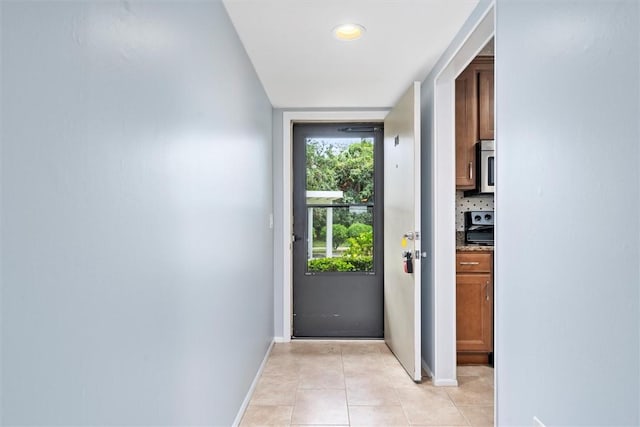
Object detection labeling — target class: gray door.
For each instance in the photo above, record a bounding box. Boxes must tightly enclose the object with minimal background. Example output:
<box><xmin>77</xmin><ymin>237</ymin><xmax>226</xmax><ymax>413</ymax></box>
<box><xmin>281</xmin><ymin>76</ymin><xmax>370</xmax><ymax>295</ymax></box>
<box><xmin>292</xmin><ymin>123</ymin><xmax>383</xmax><ymax>337</ymax></box>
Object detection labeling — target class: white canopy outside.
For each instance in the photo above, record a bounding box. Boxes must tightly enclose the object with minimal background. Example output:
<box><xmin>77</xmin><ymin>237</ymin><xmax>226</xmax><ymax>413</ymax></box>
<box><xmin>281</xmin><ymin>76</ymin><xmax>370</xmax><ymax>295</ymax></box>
<box><xmin>306</xmin><ymin>191</ymin><xmax>343</xmax><ymax>259</ymax></box>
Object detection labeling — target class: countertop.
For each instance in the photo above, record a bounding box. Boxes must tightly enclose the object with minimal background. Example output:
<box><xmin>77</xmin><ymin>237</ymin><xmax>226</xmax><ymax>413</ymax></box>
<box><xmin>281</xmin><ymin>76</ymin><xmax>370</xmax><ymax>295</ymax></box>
<box><xmin>456</xmin><ymin>231</ymin><xmax>494</xmax><ymax>252</ymax></box>
<box><xmin>457</xmin><ymin>244</ymin><xmax>494</xmax><ymax>252</ymax></box>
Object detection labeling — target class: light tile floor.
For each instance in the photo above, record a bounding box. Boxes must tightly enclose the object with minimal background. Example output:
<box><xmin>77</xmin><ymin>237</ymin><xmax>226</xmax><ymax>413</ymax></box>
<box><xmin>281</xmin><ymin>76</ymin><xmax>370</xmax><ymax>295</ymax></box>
<box><xmin>240</xmin><ymin>340</ymin><xmax>494</xmax><ymax>426</ymax></box>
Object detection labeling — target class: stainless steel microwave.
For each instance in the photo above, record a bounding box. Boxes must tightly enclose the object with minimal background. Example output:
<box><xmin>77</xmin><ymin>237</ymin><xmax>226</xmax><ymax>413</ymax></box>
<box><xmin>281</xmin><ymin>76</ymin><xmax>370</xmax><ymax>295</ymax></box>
<box><xmin>478</xmin><ymin>140</ymin><xmax>495</xmax><ymax>193</ymax></box>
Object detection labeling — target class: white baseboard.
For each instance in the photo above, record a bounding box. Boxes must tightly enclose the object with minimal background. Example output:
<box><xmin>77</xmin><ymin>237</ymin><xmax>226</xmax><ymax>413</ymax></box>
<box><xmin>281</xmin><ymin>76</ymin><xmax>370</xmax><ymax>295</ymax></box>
<box><xmin>433</xmin><ymin>378</ymin><xmax>459</xmax><ymax>387</ymax></box>
<box><xmin>274</xmin><ymin>337</ymin><xmax>384</xmax><ymax>343</ymax></box>
<box><xmin>420</xmin><ymin>355</ymin><xmax>461</xmax><ymax>387</ymax></box>
<box><xmin>232</xmin><ymin>339</ymin><xmax>275</xmax><ymax>427</ymax></box>
<box><xmin>422</xmin><ymin>358</ymin><xmax>458</xmax><ymax>386</ymax></box>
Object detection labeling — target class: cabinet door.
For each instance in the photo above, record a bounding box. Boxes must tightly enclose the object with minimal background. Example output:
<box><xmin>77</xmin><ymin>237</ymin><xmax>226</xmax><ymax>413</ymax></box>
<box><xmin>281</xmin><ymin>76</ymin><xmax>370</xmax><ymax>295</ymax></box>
<box><xmin>456</xmin><ymin>273</ymin><xmax>492</xmax><ymax>352</ymax></box>
<box><xmin>455</xmin><ymin>67</ymin><xmax>477</xmax><ymax>189</ymax></box>
<box><xmin>478</xmin><ymin>69</ymin><xmax>495</xmax><ymax>140</ymax></box>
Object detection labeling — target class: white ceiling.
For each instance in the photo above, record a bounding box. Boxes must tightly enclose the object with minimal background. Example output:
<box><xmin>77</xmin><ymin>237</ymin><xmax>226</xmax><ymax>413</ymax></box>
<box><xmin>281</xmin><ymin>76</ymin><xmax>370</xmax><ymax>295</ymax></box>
<box><xmin>223</xmin><ymin>0</ymin><xmax>479</xmax><ymax>108</ymax></box>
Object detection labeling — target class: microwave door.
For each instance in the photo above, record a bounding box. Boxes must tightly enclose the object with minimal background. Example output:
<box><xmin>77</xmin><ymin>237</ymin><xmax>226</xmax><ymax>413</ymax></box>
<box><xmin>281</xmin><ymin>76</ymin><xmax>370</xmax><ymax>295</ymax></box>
<box><xmin>488</xmin><ymin>155</ymin><xmax>495</xmax><ymax>186</ymax></box>
<box><xmin>480</xmin><ymin>152</ymin><xmax>495</xmax><ymax>193</ymax></box>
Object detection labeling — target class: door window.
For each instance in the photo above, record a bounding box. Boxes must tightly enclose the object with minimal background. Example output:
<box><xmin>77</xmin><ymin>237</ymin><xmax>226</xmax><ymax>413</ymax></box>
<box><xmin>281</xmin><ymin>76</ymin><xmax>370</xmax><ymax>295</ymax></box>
<box><xmin>304</xmin><ymin>137</ymin><xmax>376</xmax><ymax>273</ymax></box>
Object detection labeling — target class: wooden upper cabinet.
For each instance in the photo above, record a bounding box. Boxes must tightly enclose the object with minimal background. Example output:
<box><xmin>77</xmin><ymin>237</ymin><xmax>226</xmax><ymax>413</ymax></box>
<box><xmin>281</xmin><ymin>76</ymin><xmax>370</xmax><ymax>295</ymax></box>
<box><xmin>455</xmin><ymin>67</ymin><xmax>477</xmax><ymax>189</ymax></box>
<box><xmin>455</xmin><ymin>56</ymin><xmax>494</xmax><ymax>190</ymax></box>
<box><xmin>478</xmin><ymin>69</ymin><xmax>495</xmax><ymax>140</ymax></box>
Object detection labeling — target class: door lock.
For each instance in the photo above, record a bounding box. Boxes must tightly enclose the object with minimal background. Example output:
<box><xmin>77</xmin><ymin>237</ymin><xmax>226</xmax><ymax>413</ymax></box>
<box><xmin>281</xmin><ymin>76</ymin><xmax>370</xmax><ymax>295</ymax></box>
<box><xmin>403</xmin><ymin>231</ymin><xmax>420</xmax><ymax>241</ymax></box>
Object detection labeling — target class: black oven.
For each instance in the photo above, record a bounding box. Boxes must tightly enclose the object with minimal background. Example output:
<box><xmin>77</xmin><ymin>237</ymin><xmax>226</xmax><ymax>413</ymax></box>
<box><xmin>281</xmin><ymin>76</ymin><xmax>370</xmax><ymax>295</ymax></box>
<box><xmin>465</xmin><ymin>211</ymin><xmax>494</xmax><ymax>245</ymax></box>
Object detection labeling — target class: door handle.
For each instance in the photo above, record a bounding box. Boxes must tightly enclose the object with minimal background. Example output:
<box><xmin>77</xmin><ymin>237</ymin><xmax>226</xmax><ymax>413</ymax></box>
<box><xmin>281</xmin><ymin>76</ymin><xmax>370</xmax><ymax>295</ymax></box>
<box><xmin>291</xmin><ymin>234</ymin><xmax>303</xmax><ymax>243</ymax></box>
<box><xmin>469</xmin><ymin>162</ymin><xmax>473</xmax><ymax>180</ymax></box>
<box><xmin>485</xmin><ymin>280</ymin><xmax>490</xmax><ymax>301</ymax></box>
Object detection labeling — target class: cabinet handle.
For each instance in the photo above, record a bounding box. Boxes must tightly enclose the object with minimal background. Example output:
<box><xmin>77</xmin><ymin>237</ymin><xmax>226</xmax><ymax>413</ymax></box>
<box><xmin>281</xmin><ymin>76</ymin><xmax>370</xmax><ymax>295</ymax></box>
<box><xmin>459</xmin><ymin>261</ymin><xmax>480</xmax><ymax>265</ymax></box>
<box><xmin>485</xmin><ymin>280</ymin><xmax>490</xmax><ymax>301</ymax></box>
<box><xmin>469</xmin><ymin>162</ymin><xmax>473</xmax><ymax>180</ymax></box>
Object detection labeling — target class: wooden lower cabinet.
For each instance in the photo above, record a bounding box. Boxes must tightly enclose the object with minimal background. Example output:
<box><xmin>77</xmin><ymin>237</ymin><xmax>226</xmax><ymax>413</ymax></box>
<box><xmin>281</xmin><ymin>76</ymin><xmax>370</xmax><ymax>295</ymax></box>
<box><xmin>456</xmin><ymin>251</ymin><xmax>493</xmax><ymax>365</ymax></box>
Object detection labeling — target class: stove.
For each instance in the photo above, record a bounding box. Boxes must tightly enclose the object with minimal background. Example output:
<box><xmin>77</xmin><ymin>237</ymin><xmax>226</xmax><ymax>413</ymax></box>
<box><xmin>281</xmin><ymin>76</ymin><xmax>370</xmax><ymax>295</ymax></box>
<box><xmin>464</xmin><ymin>211</ymin><xmax>494</xmax><ymax>245</ymax></box>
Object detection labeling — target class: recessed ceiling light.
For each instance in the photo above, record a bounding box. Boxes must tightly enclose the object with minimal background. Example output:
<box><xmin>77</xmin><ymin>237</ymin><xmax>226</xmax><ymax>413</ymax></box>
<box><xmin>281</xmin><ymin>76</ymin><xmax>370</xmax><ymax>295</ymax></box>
<box><xmin>333</xmin><ymin>23</ymin><xmax>366</xmax><ymax>41</ymax></box>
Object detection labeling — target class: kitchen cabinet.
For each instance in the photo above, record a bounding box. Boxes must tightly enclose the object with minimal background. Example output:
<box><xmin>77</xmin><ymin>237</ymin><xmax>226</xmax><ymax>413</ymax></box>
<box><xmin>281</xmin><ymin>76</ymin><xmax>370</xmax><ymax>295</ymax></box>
<box><xmin>456</xmin><ymin>251</ymin><xmax>493</xmax><ymax>365</ymax></box>
<box><xmin>478</xmin><ymin>69</ymin><xmax>494</xmax><ymax>140</ymax></box>
<box><xmin>455</xmin><ymin>66</ymin><xmax>477</xmax><ymax>188</ymax></box>
<box><xmin>455</xmin><ymin>56</ymin><xmax>494</xmax><ymax>190</ymax></box>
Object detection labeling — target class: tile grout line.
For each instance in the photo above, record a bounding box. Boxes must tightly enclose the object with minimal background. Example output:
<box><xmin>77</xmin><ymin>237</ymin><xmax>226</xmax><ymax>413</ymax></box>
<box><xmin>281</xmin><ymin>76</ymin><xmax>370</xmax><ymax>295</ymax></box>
<box><xmin>340</xmin><ymin>344</ymin><xmax>352</xmax><ymax>426</ymax></box>
<box><xmin>450</xmin><ymin>388</ymin><xmax>474</xmax><ymax>427</ymax></box>
<box><xmin>448</xmin><ymin>372</ymin><xmax>494</xmax><ymax>427</ymax></box>
<box><xmin>388</xmin><ymin>354</ymin><xmax>413</xmax><ymax>427</ymax></box>
<box><xmin>290</xmin><ymin>344</ymin><xmax>299</xmax><ymax>426</ymax></box>
<box><xmin>395</xmin><ymin>382</ymin><xmax>413</xmax><ymax>427</ymax></box>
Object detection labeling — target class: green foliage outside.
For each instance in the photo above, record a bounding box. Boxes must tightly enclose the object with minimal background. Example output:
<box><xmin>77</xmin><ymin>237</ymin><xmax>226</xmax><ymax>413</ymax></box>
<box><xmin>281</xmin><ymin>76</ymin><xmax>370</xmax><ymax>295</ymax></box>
<box><xmin>305</xmin><ymin>137</ymin><xmax>375</xmax><ymax>272</ymax></box>
<box><xmin>306</xmin><ymin>140</ymin><xmax>337</xmax><ymax>194</ymax></box>
<box><xmin>347</xmin><ymin>223</ymin><xmax>372</xmax><ymax>238</ymax></box>
<box><xmin>307</xmin><ymin>139</ymin><xmax>374</xmax><ymax>241</ymax></box>
<box><xmin>343</xmin><ymin>231</ymin><xmax>373</xmax><ymax>257</ymax></box>
<box><xmin>333</xmin><ymin>142</ymin><xmax>374</xmax><ymax>203</ymax></box>
<box><xmin>320</xmin><ymin>224</ymin><xmax>348</xmax><ymax>249</ymax></box>
<box><xmin>308</xmin><ymin>255</ymin><xmax>373</xmax><ymax>272</ymax></box>
<box><xmin>306</xmin><ymin>139</ymin><xmax>374</xmax><ymax>203</ymax></box>
<box><xmin>308</xmin><ymin>231</ymin><xmax>373</xmax><ymax>272</ymax></box>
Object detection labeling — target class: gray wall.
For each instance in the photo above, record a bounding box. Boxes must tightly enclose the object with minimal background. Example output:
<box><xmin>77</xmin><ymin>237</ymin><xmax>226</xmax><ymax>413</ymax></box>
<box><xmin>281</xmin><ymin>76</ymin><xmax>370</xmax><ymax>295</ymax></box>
<box><xmin>1</xmin><ymin>1</ymin><xmax>273</xmax><ymax>425</ymax></box>
<box><xmin>495</xmin><ymin>0</ymin><xmax>640</xmax><ymax>425</ymax></box>
<box><xmin>419</xmin><ymin>0</ymin><xmax>493</xmax><ymax>376</ymax></box>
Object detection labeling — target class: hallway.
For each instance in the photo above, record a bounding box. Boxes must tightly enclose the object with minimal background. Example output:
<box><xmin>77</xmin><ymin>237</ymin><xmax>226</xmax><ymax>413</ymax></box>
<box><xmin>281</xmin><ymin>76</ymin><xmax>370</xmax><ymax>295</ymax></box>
<box><xmin>240</xmin><ymin>341</ymin><xmax>494</xmax><ymax>426</ymax></box>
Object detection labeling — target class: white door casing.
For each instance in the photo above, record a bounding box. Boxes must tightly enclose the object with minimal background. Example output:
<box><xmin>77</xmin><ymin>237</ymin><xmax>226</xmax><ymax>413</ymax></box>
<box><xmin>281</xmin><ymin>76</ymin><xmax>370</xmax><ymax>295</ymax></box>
<box><xmin>383</xmin><ymin>82</ymin><xmax>421</xmax><ymax>381</ymax></box>
<box><xmin>430</xmin><ymin>4</ymin><xmax>494</xmax><ymax>386</ymax></box>
<box><xmin>280</xmin><ymin>111</ymin><xmax>389</xmax><ymax>342</ymax></box>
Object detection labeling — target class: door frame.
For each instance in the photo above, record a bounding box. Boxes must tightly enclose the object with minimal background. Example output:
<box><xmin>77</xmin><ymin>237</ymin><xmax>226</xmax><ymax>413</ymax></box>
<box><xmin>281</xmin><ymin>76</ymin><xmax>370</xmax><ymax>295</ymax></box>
<box><xmin>280</xmin><ymin>111</ymin><xmax>389</xmax><ymax>341</ymax></box>
<box><xmin>431</xmin><ymin>6</ymin><xmax>494</xmax><ymax>385</ymax></box>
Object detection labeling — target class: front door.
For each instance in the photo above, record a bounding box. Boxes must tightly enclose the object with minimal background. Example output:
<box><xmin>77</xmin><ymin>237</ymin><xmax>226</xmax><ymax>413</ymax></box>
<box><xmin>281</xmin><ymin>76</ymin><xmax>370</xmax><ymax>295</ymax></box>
<box><xmin>292</xmin><ymin>123</ymin><xmax>384</xmax><ymax>337</ymax></box>
<box><xmin>383</xmin><ymin>82</ymin><xmax>422</xmax><ymax>381</ymax></box>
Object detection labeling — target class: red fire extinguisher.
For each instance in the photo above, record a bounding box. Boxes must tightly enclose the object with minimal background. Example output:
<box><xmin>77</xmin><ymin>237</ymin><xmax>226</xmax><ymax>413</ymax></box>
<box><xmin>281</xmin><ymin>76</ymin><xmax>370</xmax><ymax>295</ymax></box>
<box><xmin>403</xmin><ymin>251</ymin><xmax>413</xmax><ymax>274</ymax></box>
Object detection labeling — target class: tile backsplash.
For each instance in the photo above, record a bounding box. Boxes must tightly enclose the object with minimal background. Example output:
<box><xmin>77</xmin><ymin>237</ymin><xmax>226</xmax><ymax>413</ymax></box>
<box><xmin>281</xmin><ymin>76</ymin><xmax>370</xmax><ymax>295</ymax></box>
<box><xmin>456</xmin><ymin>191</ymin><xmax>494</xmax><ymax>231</ymax></box>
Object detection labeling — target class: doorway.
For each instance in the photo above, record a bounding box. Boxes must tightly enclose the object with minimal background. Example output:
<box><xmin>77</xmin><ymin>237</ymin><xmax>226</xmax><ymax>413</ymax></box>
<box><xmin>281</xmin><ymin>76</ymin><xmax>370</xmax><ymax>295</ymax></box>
<box><xmin>427</xmin><ymin>5</ymin><xmax>494</xmax><ymax>385</ymax></box>
<box><xmin>280</xmin><ymin>94</ymin><xmax>422</xmax><ymax>380</ymax></box>
<box><xmin>292</xmin><ymin>123</ymin><xmax>384</xmax><ymax>337</ymax></box>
